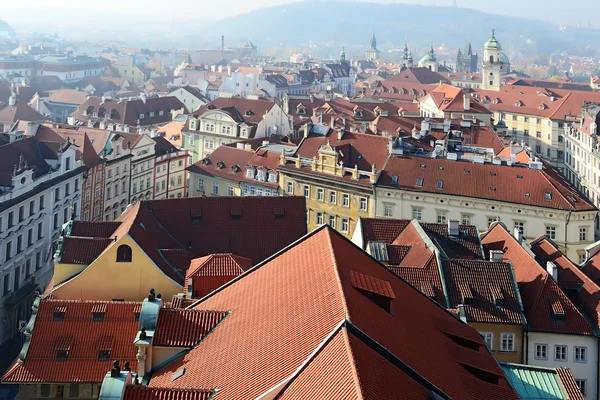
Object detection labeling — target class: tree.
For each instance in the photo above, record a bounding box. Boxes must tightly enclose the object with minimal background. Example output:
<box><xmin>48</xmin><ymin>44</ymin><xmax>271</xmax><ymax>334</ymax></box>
<box><xmin>547</xmin><ymin>65</ymin><xmax>559</xmax><ymax>78</ymax></box>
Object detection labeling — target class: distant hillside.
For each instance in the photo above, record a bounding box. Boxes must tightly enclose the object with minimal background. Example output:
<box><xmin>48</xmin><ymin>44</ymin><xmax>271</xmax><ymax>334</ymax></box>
<box><xmin>199</xmin><ymin>1</ymin><xmax>600</xmax><ymax>56</ymax></box>
<box><xmin>0</xmin><ymin>20</ymin><xmax>14</xmax><ymax>34</ymax></box>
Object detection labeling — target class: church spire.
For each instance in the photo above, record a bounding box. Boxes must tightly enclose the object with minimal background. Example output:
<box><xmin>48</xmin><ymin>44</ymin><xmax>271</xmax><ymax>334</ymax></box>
<box><xmin>370</xmin><ymin>32</ymin><xmax>377</xmax><ymax>50</ymax></box>
<box><xmin>340</xmin><ymin>46</ymin><xmax>346</xmax><ymax>63</ymax></box>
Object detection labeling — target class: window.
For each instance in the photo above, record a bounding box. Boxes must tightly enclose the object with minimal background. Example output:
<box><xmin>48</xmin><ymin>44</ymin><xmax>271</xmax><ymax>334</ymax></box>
<box><xmin>535</xmin><ymin>344</ymin><xmax>547</xmax><ymax>360</ymax></box>
<box><xmin>480</xmin><ymin>332</ymin><xmax>493</xmax><ymax>350</ymax></box>
<box><xmin>342</xmin><ymin>194</ymin><xmax>349</xmax><ymax>207</ymax></box>
<box><xmin>97</xmin><ymin>350</ymin><xmax>110</xmax><ymax>362</ymax></box>
<box><xmin>95</xmin><ymin>187</ymin><xmax>101</xmax><ymax>197</ymax></box>
<box><xmin>56</xmin><ymin>351</ymin><xmax>68</xmax><ymax>362</ymax></box>
<box><xmin>500</xmin><ymin>333</ymin><xmax>515</xmax><ymax>352</ymax></box>
<box><xmin>412</xmin><ymin>208</ymin><xmax>422</xmax><ymax>221</ymax></box>
<box><xmin>303</xmin><ymin>185</ymin><xmax>309</xmax><ymax>198</ymax></box>
<box><xmin>359</xmin><ymin>198</ymin><xmax>367</xmax><ymax>211</ymax></box>
<box><xmin>558</xmin><ymin>135</ymin><xmax>564</xmax><ymax>143</ymax></box>
<box><xmin>18</xmin><ymin>206</ymin><xmax>24</xmax><ymax>222</ymax></box>
<box><xmin>29</xmin><ymin>201</ymin><xmax>35</xmax><ymax>217</ymax></box>
<box><xmin>74</xmin><ymin>179</ymin><xmax>79</xmax><ymax>191</ymax></box>
<box><xmin>554</xmin><ymin>345</ymin><xmax>567</xmax><ymax>361</ymax></box>
<box><xmin>437</xmin><ymin>212</ymin><xmax>447</xmax><ymax>224</ymax></box>
<box><xmin>27</xmin><ymin>228</ymin><xmax>33</xmax><ymax>247</ymax></box>
<box><xmin>55</xmin><ymin>187</ymin><xmax>61</xmax><ymax>201</ymax></box>
<box><xmin>580</xmin><ymin>228</ymin><xmax>587</xmax><ymax>242</ymax></box>
<box><xmin>227</xmin><ymin>186</ymin><xmax>235</xmax><ymax>196</ymax></box>
<box><xmin>116</xmin><ymin>245</ymin><xmax>132</xmax><ymax>262</ymax></box>
<box><xmin>39</xmin><ymin>195</ymin><xmax>45</xmax><ymax>211</ymax></box>
<box><xmin>38</xmin><ymin>222</ymin><xmax>43</xmax><ymax>240</ymax></box>
<box><xmin>106</xmin><ymin>187</ymin><xmax>111</xmax><ymax>199</ymax></box>
<box><xmin>514</xmin><ymin>221</ymin><xmax>524</xmax><ymax>235</ymax></box>
<box><xmin>536</xmin><ymin>131</ymin><xmax>541</xmax><ymax>138</ymax></box>
<box><xmin>85</xmin><ymin>191</ymin><xmax>91</xmax><ymax>202</ymax></box>
<box><xmin>524</xmin><ymin>129</ymin><xmax>529</xmax><ymax>136</ymax></box>
<box><xmin>8</xmin><ymin>211</ymin><xmax>13</xmax><ymax>228</ymax></box>
<box><xmin>3</xmin><ymin>273</ymin><xmax>9</xmax><ymax>294</ymax></box>
<box><xmin>316</xmin><ymin>212</ymin><xmax>324</xmax><ymax>225</ymax></box>
<box><xmin>286</xmin><ymin>182</ymin><xmax>294</xmax><ymax>195</ymax></box>
<box><xmin>40</xmin><ymin>385</ymin><xmax>51</xmax><ymax>398</ymax></box>
<box><xmin>317</xmin><ymin>188</ymin><xmax>324</xmax><ymax>201</ymax></box>
<box><xmin>436</xmin><ymin>180</ymin><xmax>443</xmax><ymax>189</ymax></box>
<box><xmin>461</xmin><ymin>214</ymin><xmax>472</xmax><ymax>225</ymax></box>
<box><xmin>14</xmin><ymin>265</ymin><xmax>19</xmax><ymax>291</ymax></box>
<box><xmin>65</xmin><ymin>157</ymin><xmax>71</xmax><ymax>171</ymax></box>
<box><xmin>329</xmin><ymin>191</ymin><xmax>337</xmax><ymax>204</ymax></box>
<box><xmin>384</xmin><ymin>204</ymin><xmax>393</xmax><ymax>217</ymax></box>
<box><xmin>575</xmin><ymin>346</ymin><xmax>587</xmax><ymax>363</ymax></box>
<box><xmin>69</xmin><ymin>384</ymin><xmax>79</xmax><ymax>398</ymax></box>
<box><xmin>328</xmin><ymin>215</ymin><xmax>336</xmax><ymax>229</ymax></box>
<box><xmin>5</xmin><ymin>241</ymin><xmax>12</xmax><ymax>261</ymax></box>
<box><xmin>197</xmin><ymin>178</ymin><xmax>204</xmax><ymax>192</ymax></box>
<box><xmin>416</xmin><ymin>178</ymin><xmax>424</xmax><ymax>187</ymax></box>
<box><xmin>212</xmin><ymin>182</ymin><xmax>219</xmax><ymax>195</ymax></box>
<box><xmin>576</xmin><ymin>380</ymin><xmax>587</xmax><ymax>397</ymax></box>
<box><xmin>341</xmin><ymin>218</ymin><xmax>349</xmax><ymax>233</ymax></box>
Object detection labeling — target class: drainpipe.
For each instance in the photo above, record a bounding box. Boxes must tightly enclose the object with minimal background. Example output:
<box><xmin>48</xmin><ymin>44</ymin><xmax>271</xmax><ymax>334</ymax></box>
<box><xmin>524</xmin><ymin>329</ymin><xmax>528</xmax><ymax>364</ymax></box>
<box><xmin>565</xmin><ymin>210</ymin><xmax>572</xmax><ymax>254</ymax></box>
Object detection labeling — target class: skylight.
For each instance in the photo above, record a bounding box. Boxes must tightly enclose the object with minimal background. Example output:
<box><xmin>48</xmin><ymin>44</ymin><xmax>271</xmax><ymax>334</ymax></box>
<box><xmin>172</xmin><ymin>368</ymin><xmax>186</xmax><ymax>381</ymax></box>
<box><xmin>416</xmin><ymin>178</ymin><xmax>424</xmax><ymax>187</ymax></box>
<box><xmin>436</xmin><ymin>180</ymin><xmax>443</xmax><ymax>189</ymax></box>
<box><xmin>545</xmin><ymin>192</ymin><xmax>552</xmax><ymax>201</ymax></box>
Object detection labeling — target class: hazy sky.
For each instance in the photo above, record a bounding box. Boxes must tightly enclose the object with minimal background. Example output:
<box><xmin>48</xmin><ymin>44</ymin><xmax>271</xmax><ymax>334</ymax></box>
<box><xmin>2</xmin><ymin>0</ymin><xmax>595</xmax><ymax>27</ymax></box>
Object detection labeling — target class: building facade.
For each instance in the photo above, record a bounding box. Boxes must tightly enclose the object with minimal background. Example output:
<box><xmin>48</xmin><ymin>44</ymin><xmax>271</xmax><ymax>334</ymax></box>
<box><xmin>101</xmin><ymin>133</ymin><xmax>133</xmax><ymax>221</ymax></box>
<box><xmin>456</xmin><ymin>41</ymin><xmax>478</xmax><ymax>73</ymax></box>
<box><xmin>153</xmin><ymin>136</ymin><xmax>189</xmax><ymax>200</ymax></box>
<box><xmin>121</xmin><ymin>134</ymin><xmax>155</xmax><ymax>204</ymax></box>
<box><xmin>0</xmin><ymin>137</ymin><xmax>84</xmax><ymax>349</ymax></box>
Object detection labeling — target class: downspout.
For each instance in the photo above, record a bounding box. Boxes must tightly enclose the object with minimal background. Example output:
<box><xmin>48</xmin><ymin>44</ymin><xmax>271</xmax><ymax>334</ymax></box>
<box><xmin>565</xmin><ymin>210</ymin><xmax>572</xmax><ymax>254</ymax></box>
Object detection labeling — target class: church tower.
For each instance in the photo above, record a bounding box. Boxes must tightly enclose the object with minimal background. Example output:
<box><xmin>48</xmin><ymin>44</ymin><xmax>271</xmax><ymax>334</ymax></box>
<box><xmin>482</xmin><ymin>30</ymin><xmax>503</xmax><ymax>91</ymax></box>
<box><xmin>365</xmin><ymin>32</ymin><xmax>380</xmax><ymax>60</ymax></box>
<box><xmin>400</xmin><ymin>39</ymin><xmax>413</xmax><ymax>68</ymax></box>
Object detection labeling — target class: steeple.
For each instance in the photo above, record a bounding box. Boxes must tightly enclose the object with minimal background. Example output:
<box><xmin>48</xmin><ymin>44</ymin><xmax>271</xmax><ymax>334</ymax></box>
<box><xmin>466</xmin><ymin>40</ymin><xmax>472</xmax><ymax>56</ymax></box>
<box><xmin>370</xmin><ymin>32</ymin><xmax>377</xmax><ymax>50</ymax></box>
<box><xmin>340</xmin><ymin>46</ymin><xmax>346</xmax><ymax>63</ymax></box>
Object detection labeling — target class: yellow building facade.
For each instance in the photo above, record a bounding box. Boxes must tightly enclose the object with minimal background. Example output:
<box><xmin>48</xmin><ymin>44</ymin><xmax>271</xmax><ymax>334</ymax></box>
<box><xmin>471</xmin><ymin>322</ymin><xmax>524</xmax><ymax>364</ymax></box>
<box><xmin>52</xmin><ymin>234</ymin><xmax>182</xmax><ymax>301</ymax></box>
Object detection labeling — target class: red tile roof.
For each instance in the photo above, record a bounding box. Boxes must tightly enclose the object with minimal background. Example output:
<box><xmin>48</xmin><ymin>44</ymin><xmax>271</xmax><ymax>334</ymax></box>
<box><xmin>443</xmin><ymin>259</ymin><xmax>525</xmax><ymax>325</ymax></box>
<box><xmin>0</xmin><ymin>100</ymin><xmax>47</xmax><ymax>123</ymax></box>
<box><xmin>186</xmin><ymin>146</ymin><xmax>280</xmax><ymax>189</ymax></box>
<box><xmin>147</xmin><ymin>227</ymin><xmax>518</xmax><ymax>399</ymax></box>
<box><xmin>482</xmin><ymin>224</ymin><xmax>594</xmax><ymax>335</ymax></box>
<box><xmin>389</xmin><ymin>67</ymin><xmax>451</xmax><ymax>85</ymax></box>
<box><xmin>153</xmin><ymin>309</ymin><xmax>227</xmax><ymax>347</ymax></box>
<box><xmin>380</xmin><ymin>156</ymin><xmax>595</xmax><ymax>211</ymax></box>
<box><xmin>427</xmin><ymin>85</ymin><xmax>491</xmax><ymax>115</ymax></box>
<box><xmin>60</xmin><ymin>197</ymin><xmax>307</xmax><ymax>287</ymax></box>
<box><xmin>555</xmin><ymin>368</ymin><xmax>585</xmax><ymax>400</ymax></box>
<box><xmin>70</xmin><ymin>222</ymin><xmax>121</xmax><ymax>238</ymax></box>
<box><xmin>2</xmin><ymin>299</ymin><xmax>140</xmax><ymax>384</ymax></box>
<box><xmin>124</xmin><ymin>386</ymin><xmax>214</xmax><ymax>400</ymax></box>
<box><xmin>530</xmin><ymin>237</ymin><xmax>600</xmax><ymax>329</ymax></box>
<box><xmin>192</xmin><ymin>97</ymin><xmax>275</xmax><ymax>125</ymax></box>
<box><xmin>184</xmin><ymin>254</ymin><xmax>252</xmax><ymax>299</ymax></box>
<box><xmin>60</xmin><ymin>237</ymin><xmax>115</xmax><ymax>265</ymax></box>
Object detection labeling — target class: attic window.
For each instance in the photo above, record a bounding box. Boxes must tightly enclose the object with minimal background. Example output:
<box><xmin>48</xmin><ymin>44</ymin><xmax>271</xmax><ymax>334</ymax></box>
<box><xmin>416</xmin><ymin>178</ymin><xmax>424</xmax><ymax>187</ymax></box>
<box><xmin>490</xmin><ymin>187</ymin><xmax>496</xmax><ymax>191</ymax></box>
<box><xmin>53</xmin><ymin>311</ymin><xmax>66</xmax><ymax>321</ymax></box>
<box><xmin>459</xmin><ymin>282</ymin><xmax>473</xmax><ymax>305</ymax></box>
<box><xmin>245</xmin><ymin>110</ymin><xmax>254</xmax><ymax>116</ymax></box>
<box><xmin>207</xmin><ymin>104</ymin><xmax>216</xmax><ymax>110</ymax></box>
<box><xmin>349</xmin><ymin>270</ymin><xmax>395</xmax><ymax>314</ymax></box>
<box><xmin>464</xmin><ymin>169</ymin><xmax>470</xmax><ymax>174</ymax></box>
<box><xmin>525</xmin><ymin>192</ymin><xmax>531</xmax><ymax>197</ymax></box>
<box><xmin>443</xmin><ymin>332</ymin><xmax>480</xmax><ymax>352</ymax></box>
<box><xmin>438</xmin><ymin>166</ymin><xmax>444</xmax><ymax>170</ymax></box>
<box><xmin>230</xmin><ymin>208</ymin><xmax>243</xmax><ymax>220</ymax></box>
<box><xmin>190</xmin><ymin>209</ymin><xmax>202</xmax><ymax>224</ymax></box>
<box><xmin>97</xmin><ymin>350</ymin><xmax>110</xmax><ymax>361</ymax></box>
<box><xmin>490</xmin><ymin>172</ymin><xmax>497</xmax><ymax>176</ymax></box>
<box><xmin>391</xmin><ymin>175</ymin><xmax>399</xmax><ymax>184</ymax></box>
<box><xmin>93</xmin><ymin>312</ymin><xmax>105</xmax><ymax>322</ymax></box>
<box><xmin>516</xmin><ymin>174</ymin><xmax>523</xmax><ymax>179</ymax></box>
<box><xmin>568</xmin><ymin>195</ymin><xmax>577</xmax><ymax>203</ymax></box>
<box><xmin>172</xmin><ymin>368</ymin><xmax>186</xmax><ymax>382</ymax></box>
<box><xmin>419</xmin><ymin>164</ymin><xmax>426</xmax><ymax>168</ymax></box>
<box><xmin>460</xmin><ymin>363</ymin><xmax>500</xmax><ymax>385</ymax></box>
<box><xmin>216</xmin><ymin>161</ymin><xmax>225</xmax><ymax>169</ymax></box>
<box><xmin>436</xmin><ymin>180</ymin><xmax>443</xmax><ymax>189</ymax></box>
<box><xmin>56</xmin><ymin>350</ymin><xmax>69</xmax><ymax>362</ymax></box>
<box><xmin>552</xmin><ymin>299</ymin><xmax>565</xmax><ymax>322</ymax></box>
<box><xmin>545</xmin><ymin>192</ymin><xmax>552</xmax><ymax>201</ymax></box>
<box><xmin>491</xmin><ymin>286</ymin><xmax>504</xmax><ymax>307</ymax></box>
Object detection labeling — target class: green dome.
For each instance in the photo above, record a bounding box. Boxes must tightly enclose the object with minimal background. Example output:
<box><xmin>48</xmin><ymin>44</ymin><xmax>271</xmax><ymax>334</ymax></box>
<box><xmin>419</xmin><ymin>53</ymin><xmax>435</xmax><ymax>64</ymax></box>
<box><xmin>484</xmin><ymin>37</ymin><xmax>502</xmax><ymax>50</ymax></box>
<box><xmin>500</xmin><ymin>52</ymin><xmax>509</xmax><ymax>64</ymax></box>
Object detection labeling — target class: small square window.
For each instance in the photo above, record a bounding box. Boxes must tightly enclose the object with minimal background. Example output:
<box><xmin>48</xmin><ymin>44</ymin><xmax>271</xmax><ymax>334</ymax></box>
<box><xmin>500</xmin><ymin>333</ymin><xmax>515</xmax><ymax>352</ymax></box>
<box><xmin>554</xmin><ymin>345</ymin><xmax>567</xmax><ymax>361</ymax></box>
<box><xmin>359</xmin><ymin>198</ymin><xmax>368</xmax><ymax>211</ymax></box>
<box><xmin>535</xmin><ymin>344</ymin><xmax>547</xmax><ymax>360</ymax></box>
<box><xmin>574</xmin><ymin>346</ymin><xmax>587</xmax><ymax>363</ymax></box>
<box><xmin>436</xmin><ymin>180</ymin><xmax>443</xmax><ymax>189</ymax></box>
<box><xmin>416</xmin><ymin>178</ymin><xmax>424</xmax><ymax>187</ymax></box>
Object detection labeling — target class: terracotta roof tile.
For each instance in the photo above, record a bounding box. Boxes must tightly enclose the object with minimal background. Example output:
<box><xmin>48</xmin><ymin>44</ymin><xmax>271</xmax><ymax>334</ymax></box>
<box><xmin>0</xmin><ymin>100</ymin><xmax>47</xmax><ymax>124</ymax></box>
<box><xmin>556</xmin><ymin>367</ymin><xmax>585</xmax><ymax>400</ymax></box>
<box><xmin>70</xmin><ymin>222</ymin><xmax>121</xmax><ymax>238</ymax></box>
<box><xmin>443</xmin><ymin>259</ymin><xmax>525</xmax><ymax>325</ymax></box>
<box><xmin>483</xmin><ymin>224</ymin><xmax>594</xmax><ymax>335</ymax></box>
<box><xmin>147</xmin><ymin>227</ymin><xmax>517</xmax><ymax>399</ymax></box>
<box><xmin>153</xmin><ymin>309</ymin><xmax>227</xmax><ymax>347</ymax></box>
<box><xmin>124</xmin><ymin>386</ymin><xmax>214</xmax><ymax>400</ymax></box>
<box><xmin>61</xmin><ymin>237</ymin><xmax>115</xmax><ymax>265</ymax></box>
<box><xmin>2</xmin><ymin>299</ymin><xmax>140</xmax><ymax>383</ymax></box>
<box><xmin>380</xmin><ymin>156</ymin><xmax>595</xmax><ymax>211</ymax></box>
<box><xmin>192</xmin><ymin>97</ymin><xmax>275</xmax><ymax>125</ymax></box>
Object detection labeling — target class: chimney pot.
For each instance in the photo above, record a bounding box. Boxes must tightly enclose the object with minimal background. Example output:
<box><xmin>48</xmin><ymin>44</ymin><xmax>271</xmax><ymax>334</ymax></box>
<box><xmin>123</xmin><ymin>361</ymin><xmax>130</xmax><ymax>371</ymax></box>
<box><xmin>148</xmin><ymin>288</ymin><xmax>156</xmax><ymax>302</ymax></box>
<box><xmin>513</xmin><ymin>228</ymin><xmax>523</xmax><ymax>244</ymax></box>
<box><xmin>140</xmin><ymin>327</ymin><xmax>147</xmax><ymax>340</ymax></box>
<box><xmin>110</xmin><ymin>360</ymin><xmax>121</xmax><ymax>377</ymax></box>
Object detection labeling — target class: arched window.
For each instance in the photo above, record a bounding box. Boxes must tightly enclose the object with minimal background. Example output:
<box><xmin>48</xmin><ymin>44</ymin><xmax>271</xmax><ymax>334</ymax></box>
<box><xmin>489</xmin><ymin>55</ymin><xmax>494</xmax><ymax>63</ymax></box>
<box><xmin>116</xmin><ymin>245</ymin><xmax>132</xmax><ymax>262</ymax></box>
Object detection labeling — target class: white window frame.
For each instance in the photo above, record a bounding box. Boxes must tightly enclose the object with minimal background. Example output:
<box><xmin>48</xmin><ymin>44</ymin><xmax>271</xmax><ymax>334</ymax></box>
<box><xmin>574</xmin><ymin>346</ymin><xmax>587</xmax><ymax>363</ymax></box>
<box><xmin>384</xmin><ymin>204</ymin><xmax>393</xmax><ymax>217</ymax></box>
<box><xmin>480</xmin><ymin>332</ymin><xmax>493</xmax><ymax>350</ymax></box>
<box><xmin>554</xmin><ymin>345</ymin><xmax>567</xmax><ymax>361</ymax></box>
<box><xmin>342</xmin><ymin>193</ymin><xmax>349</xmax><ymax>207</ymax></box>
<box><xmin>303</xmin><ymin>185</ymin><xmax>310</xmax><ymax>198</ymax></box>
<box><xmin>341</xmin><ymin>218</ymin><xmax>349</xmax><ymax>233</ymax></box>
<box><xmin>328</xmin><ymin>215</ymin><xmax>336</xmax><ymax>229</ymax></box>
<box><xmin>359</xmin><ymin>197</ymin><xmax>367</xmax><ymax>211</ymax></box>
<box><xmin>412</xmin><ymin>208</ymin><xmax>422</xmax><ymax>221</ymax></box>
<box><xmin>437</xmin><ymin>212</ymin><xmax>447</xmax><ymax>224</ymax></box>
<box><xmin>576</xmin><ymin>379</ymin><xmax>587</xmax><ymax>397</ymax></box>
<box><xmin>535</xmin><ymin>343</ymin><xmax>548</xmax><ymax>360</ymax></box>
<box><xmin>329</xmin><ymin>191</ymin><xmax>337</xmax><ymax>204</ymax></box>
<box><xmin>546</xmin><ymin>225</ymin><xmax>557</xmax><ymax>240</ymax></box>
<box><xmin>197</xmin><ymin>178</ymin><xmax>205</xmax><ymax>192</ymax></box>
<box><xmin>227</xmin><ymin>186</ymin><xmax>235</xmax><ymax>196</ymax></box>
<box><xmin>580</xmin><ymin>227</ymin><xmax>588</xmax><ymax>242</ymax></box>
<box><xmin>317</xmin><ymin>188</ymin><xmax>324</xmax><ymax>202</ymax></box>
<box><xmin>500</xmin><ymin>332</ymin><xmax>515</xmax><ymax>352</ymax></box>
<box><xmin>286</xmin><ymin>182</ymin><xmax>293</xmax><ymax>195</ymax></box>
<box><xmin>316</xmin><ymin>212</ymin><xmax>323</xmax><ymax>225</ymax></box>
<box><xmin>212</xmin><ymin>182</ymin><xmax>219</xmax><ymax>195</ymax></box>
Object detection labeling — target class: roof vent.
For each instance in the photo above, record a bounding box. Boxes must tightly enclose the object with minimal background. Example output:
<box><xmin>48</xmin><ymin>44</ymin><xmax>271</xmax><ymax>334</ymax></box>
<box><xmin>459</xmin><ymin>282</ymin><xmax>473</xmax><ymax>305</ymax></box>
<box><xmin>172</xmin><ymin>367</ymin><xmax>186</xmax><ymax>381</ymax></box>
<box><xmin>349</xmin><ymin>270</ymin><xmax>395</xmax><ymax>313</ymax></box>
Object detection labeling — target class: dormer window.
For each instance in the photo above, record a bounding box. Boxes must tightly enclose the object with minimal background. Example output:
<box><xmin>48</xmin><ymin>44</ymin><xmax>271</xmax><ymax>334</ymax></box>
<box><xmin>53</xmin><ymin>311</ymin><xmax>65</xmax><ymax>321</ymax></box>
<box><xmin>268</xmin><ymin>172</ymin><xmax>277</xmax><ymax>182</ymax></box>
<box><xmin>56</xmin><ymin>350</ymin><xmax>69</xmax><ymax>362</ymax></box>
<box><xmin>256</xmin><ymin>170</ymin><xmax>266</xmax><ymax>182</ymax></box>
<box><xmin>159</xmin><ymin>110</ymin><xmax>164</xmax><ymax>116</ymax></box>
<box><xmin>245</xmin><ymin>110</ymin><xmax>254</xmax><ymax>116</ymax></box>
<box><xmin>491</xmin><ymin>286</ymin><xmax>504</xmax><ymax>308</ymax></box>
<box><xmin>216</xmin><ymin>161</ymin><xmax>225</xmax><ymax>169</ymax></box>
<box><xmin>139</xmin><ymin>113</ymin><xmax>145</xmax><ymax>119</ymax></box>
<box><xmin>459</xmin><ymin>282</ymin><xmax>473</xmax><ymax>305</ymax></box>
<box><xmin>246</xmin><ymin>168</ymin><xmax>255</xmax><ymax>179</ymax></box>
<box><xmin>93</xmin><ymin>312</ymin><xmax>105</xmax><ymax>322</ymax></box>
<box><xmin>98</xmin><ymin>350</ymin><xmax>110</xmax><ymax>361</ymax></box>
<box><xmin>349</xmin><ymin>270</ymin><xmax>395</xmax><ymax>314</ymax></box>
<box><xmin>149</xmin><ymin>112</ymin><xmax>155</xmax><ymax>117</ymax></box>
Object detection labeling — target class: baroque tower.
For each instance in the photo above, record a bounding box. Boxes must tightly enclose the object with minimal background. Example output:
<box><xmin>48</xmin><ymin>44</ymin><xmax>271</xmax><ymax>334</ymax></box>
<box><xmin>482</xmin><ymin>30</ymin><xmax>503</xmax><ymax>91</ymax></box>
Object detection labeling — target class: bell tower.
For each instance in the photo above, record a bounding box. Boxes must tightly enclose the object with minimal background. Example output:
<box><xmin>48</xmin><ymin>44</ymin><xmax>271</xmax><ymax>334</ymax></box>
<box><xmin>482</xmin><ymin>30</ymin><xmax>502</xmax><ymax>91</ymax></box>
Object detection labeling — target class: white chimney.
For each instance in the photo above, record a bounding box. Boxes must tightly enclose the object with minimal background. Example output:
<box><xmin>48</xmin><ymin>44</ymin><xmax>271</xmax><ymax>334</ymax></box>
<box><xmin>448</xmin><ymin>220</ymin><xmax>460</xmax><ymax>236</ymax></box>
<box><xmin>546</xmin><ymin>261</ymin><xmax>558</xmax><ymax>282</ymax></box>
<box><xmin>337</xmin><ymin>128</ymin><xmax>344</xmax><ymax>141</ymax></box>
<box><xmin>463</xmin><ymin>94</ymin><xmax>470</xmax><ymax>111</ymax></box>
<box><xmin>513</xmin><ymin>228</ymin><xmax>523</xmax><ymax>244</ymax></box>
<box><xmin>490</xmin><ymin>250</ymin><xmax>504</xmax><ymax>262</ymax></box>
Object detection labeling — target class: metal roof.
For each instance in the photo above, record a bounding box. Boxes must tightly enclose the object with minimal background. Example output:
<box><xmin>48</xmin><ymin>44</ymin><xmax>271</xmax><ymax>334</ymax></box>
<box><xmin>501</xmin><ymin>363</ymin><xmax>568</xmax><ymax>400</ymax></box>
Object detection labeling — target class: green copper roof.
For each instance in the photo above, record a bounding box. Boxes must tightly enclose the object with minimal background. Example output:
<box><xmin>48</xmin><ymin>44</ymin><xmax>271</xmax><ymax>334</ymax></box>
<box><xmin>485</xmin><ymin>31</ymin><xmax>502</xmax><ymax>50</ymax></box>
<box><xmin>501</xmin><ymin>363</ymin><xmax>568</xmax><ymax>400</ymax></box>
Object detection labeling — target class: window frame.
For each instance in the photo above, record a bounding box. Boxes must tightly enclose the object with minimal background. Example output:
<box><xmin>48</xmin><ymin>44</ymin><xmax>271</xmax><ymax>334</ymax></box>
<box><xmin>554</xmin><ymin>345</ymin><xmax>567</xmax><ymax>361</ymax></box>
<box><xmin>534</xmin><ymin>343</ymin><xmax>548</xmax><ymax>360</ymax></box>
<box><xmin>500</xmin><ymin>332</ymin><xmax>515</xmax><ymax>352</ymax></box>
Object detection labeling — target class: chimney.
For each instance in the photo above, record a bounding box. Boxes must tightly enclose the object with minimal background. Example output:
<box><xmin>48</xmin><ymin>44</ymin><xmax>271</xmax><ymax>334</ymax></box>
<box><xmin>148</xmin><ymin>288</ymin><xmax>156</xmax><ymax>302</ymax></box>
<box><xmin>336</xmin><ymin>128</ymin><xmax>344</xmax><ymax>141</ymax></box>
<box><xmin>463</xmin><ymin>94</ymin><xmax>470</xmax><ymax>111</ymax></box>
<box><xmin>546</xmin><ymin>261</ymin><xmax>558</xmax><ymax>282</ymax></box>
<box><xmin>303</xmin><ymin>123</ymin><xmax>310</xmax><ymax>138</ymax></box>
<box><xmin>489</xmin><ymin>250</ymin><xmax>504</xmax><ymax>262</ymax></box>
<box><xmin>110</xmin><ymin>360</ymin><xmax>121</xmax><ymax>378</ymax></box>
<box><xmin>330</xmin><ymin>116</ymin><xmax>335</xmax><ymax>129</ymax></box>
<box><xmin>448</xmin><ymin>220</ymin><xmax>460</xmax><ymax>236</ymax></box>
<box><xmin>513</xmin><ymin>228</ymin><xmax>523</xmax><ymax>244</ymax></box>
